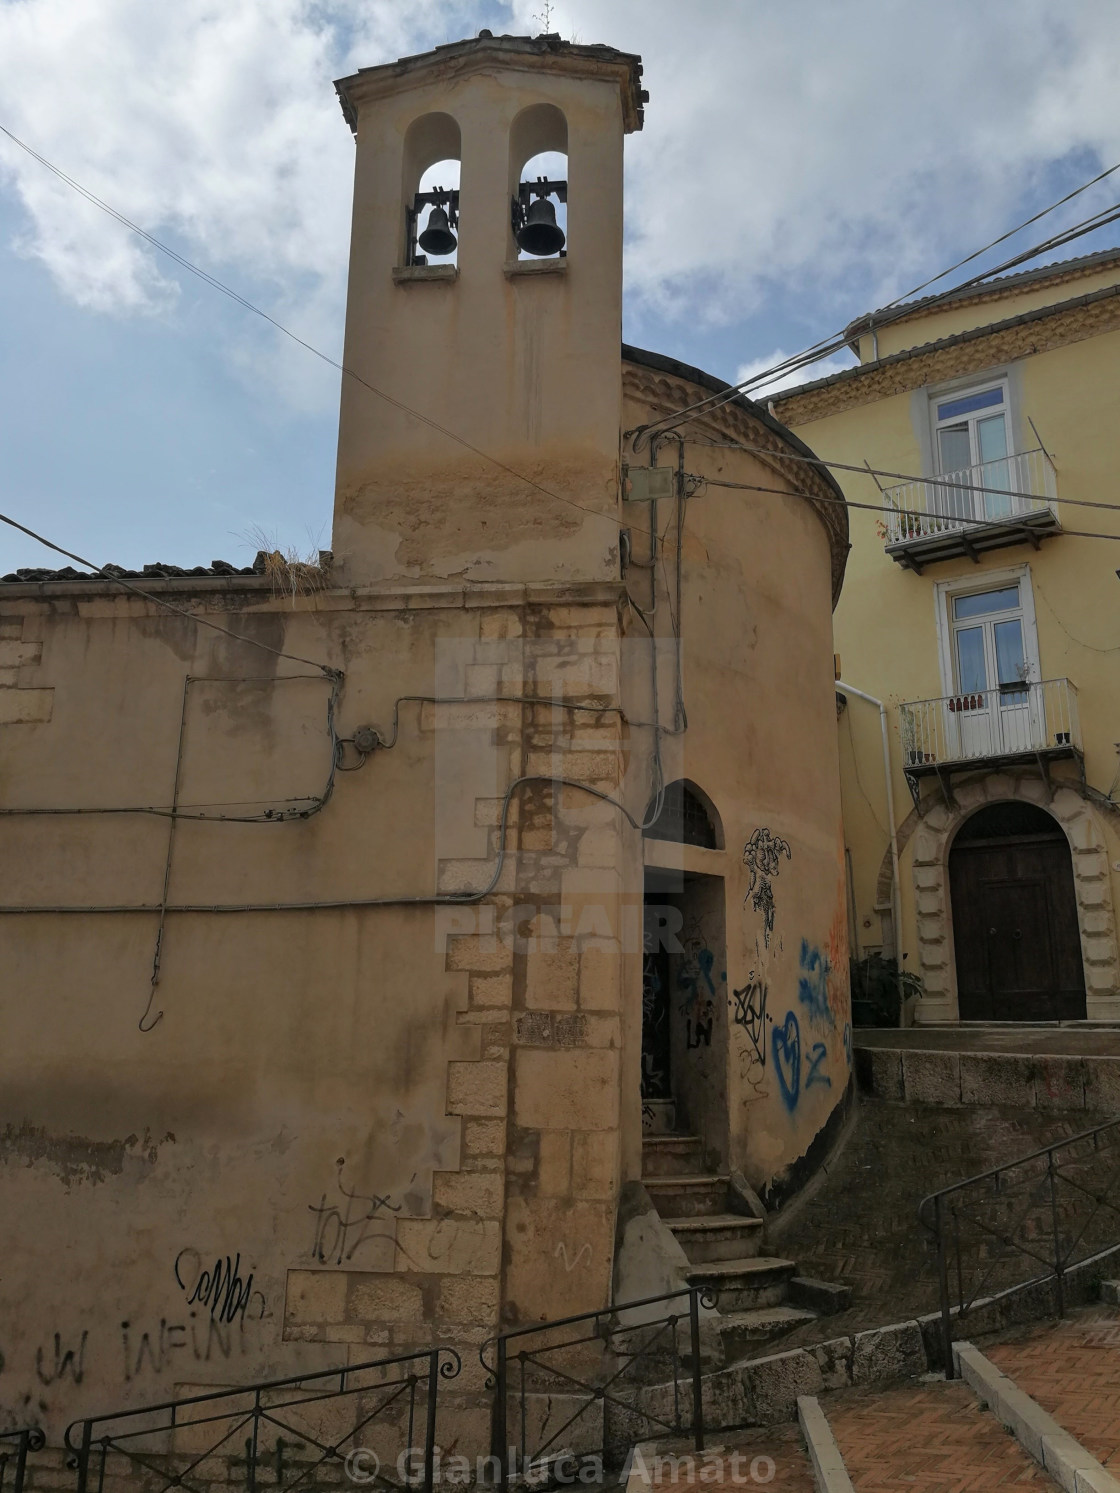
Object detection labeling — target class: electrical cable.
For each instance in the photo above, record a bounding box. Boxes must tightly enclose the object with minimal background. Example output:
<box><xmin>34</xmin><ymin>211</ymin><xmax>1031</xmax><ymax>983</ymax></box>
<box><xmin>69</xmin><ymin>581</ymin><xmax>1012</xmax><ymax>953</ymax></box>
<box><xmin>881</xmin><ymin>157</ymin><xmax>1120</xmax><ymax>307</ymax></box>
<box><xmin>0</xmin><ymin>771</ymin><xmax>645</xmax><ymax>916</ymax></box>
<box><xmin>0</xmin><ymin>507</ymin><xmax>341</xmax><ymax>679</ymax></box>
<box><xmin>645</xmin><ymin>197</ymin><xmax>1120</xmax><ymax>437</ymax></box>
<box><xmin>693</xmin><ymin>475</ymin><xmax>1120</xmax><ymax>545</ymax></box>
<box><xmin>0</xmin><ymin>674</ymin><xmax>342</xmax><ymax>820</ymax></box>
<box><xmin>631</xmin><ymin>191</ymin><xmax>1120</xmax><ymax>443</ymax></box>
<box><xmin>687</xmin><ymin>439</ymin><xmax>1120</xmax><ymax>523</ymax></box>
<box><xmin>1032</xmin><ymin>574</ymin><xmax>1120</xmax><ymax>654</ymax></box>
<box><xmin>0</xmin><ymin>123</ymin><xmax>657</xmax><ymax>550</ymax></box>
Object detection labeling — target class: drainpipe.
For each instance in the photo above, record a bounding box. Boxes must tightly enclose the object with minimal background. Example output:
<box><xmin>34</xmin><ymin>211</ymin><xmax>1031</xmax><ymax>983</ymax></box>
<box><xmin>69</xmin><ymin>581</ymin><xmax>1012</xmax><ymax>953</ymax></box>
<box><xmin>836</xmin><ymin>681</ymin><xmax>906</xmax><ymax>1027</ymax></box>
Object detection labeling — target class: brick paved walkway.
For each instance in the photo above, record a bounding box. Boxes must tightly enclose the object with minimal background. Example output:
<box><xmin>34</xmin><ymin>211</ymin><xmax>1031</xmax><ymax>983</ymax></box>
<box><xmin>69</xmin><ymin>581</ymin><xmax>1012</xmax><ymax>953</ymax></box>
<box><xmin>825</xmin><ymin>1380</ymin><xmax>1058</xmax><ymax>1488</ymax></box>
<box><xmin>630</xmin><ymin>1425</ymin><xmax>814</xmax><ymax>1489</ymax></box>
<box><xmin>987</xmin><ymin>1306</ymin><xmax>1120</xmax><ymax>1468</ymax></box>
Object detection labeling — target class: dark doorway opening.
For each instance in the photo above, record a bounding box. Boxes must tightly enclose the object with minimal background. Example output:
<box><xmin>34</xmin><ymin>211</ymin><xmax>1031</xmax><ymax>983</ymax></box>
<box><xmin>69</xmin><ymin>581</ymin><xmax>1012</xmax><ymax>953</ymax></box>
<box><xmin>641</xmin><ymin>871</ymin><xmax>728</xmax><ymax>1162</ymax></box>
<box><xmin>949</xmin><ymin>801</ymin><xmax>1086</xmax><ymax>1021</ymax></box>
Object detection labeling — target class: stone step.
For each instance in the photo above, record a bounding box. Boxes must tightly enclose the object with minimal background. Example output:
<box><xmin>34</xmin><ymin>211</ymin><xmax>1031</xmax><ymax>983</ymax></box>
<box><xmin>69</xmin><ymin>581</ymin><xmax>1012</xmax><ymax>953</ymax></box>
<box><xmin>642</xmin><ymin>1174</ymin><xmax>729</xmax><ymax>1218</ymax></box>
<box><xmin>718</xmin><ymin>1304</ymin><xmax>819</xmax><ymax>1360</ymax></box>
<box><xmin>685</xmin><ymin>1255</ymin><xmax>798</xmax><ymax>1311</ymax></box>
<box><xmin>641</xmin><ymin>1133</ymin><xmax>706</xmax><ymax>1177</ymax></box>
<box><xmin>666</xmin><ymin>1213</ymin><xmax>765</xmax><ymax>1263</ymax></box>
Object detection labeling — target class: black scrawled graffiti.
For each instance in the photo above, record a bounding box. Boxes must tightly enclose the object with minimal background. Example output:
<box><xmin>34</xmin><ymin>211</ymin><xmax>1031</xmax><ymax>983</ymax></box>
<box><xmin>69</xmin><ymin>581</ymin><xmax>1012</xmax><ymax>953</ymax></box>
<box><xmin>678</xmin><ymin>939</ymin><xmax>717</xmax><ymax>1051</ymax></box>
<box><xmin>174</xmin><ymin>1250</ymin><xmax>257</xmax><ymax>1325</ymax></box>
<box><xmin>731</xmin><ymin>976</ymin><xmax>768</xmax><ymax>1069</ymax></box>
<box><xmin>36</xmin><ymin>1330</ymin><xmax>87</xmax><ymax>1386</ymax></box>
<box><xmin>309</xmin><ymin>1158</ymin><xmax>405</xmax><ymax>1266</ymax></box>
<box><xmin>742</xmin><ymin>828</ymin><xmax>791</xmax><ymax>948</ymax></box>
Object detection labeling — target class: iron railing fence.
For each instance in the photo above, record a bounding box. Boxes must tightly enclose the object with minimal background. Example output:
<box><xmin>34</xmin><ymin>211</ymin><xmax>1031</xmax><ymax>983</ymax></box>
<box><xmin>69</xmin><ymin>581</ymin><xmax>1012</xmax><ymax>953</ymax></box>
<box><xmin>900</xmin><ymin>677</ymin><xmax>1080</xmax><ymax>768</ymax></box>
<box><xmin>883</xmin><ymin>447</ymin><xmax>1057</xmax><ymax>545</ymax></box>
<box><xmin>64</xmin><ymin>1347</ymin><xmax>461</xmax><ymax>1493</ymax></box>
<box><xmin>0</xmin><ymin>1430</ymin><xmax>44</xmax><ymax>1493</ymax></box>
<box><xmin>481</xmin><ymin>1287</ymin><xmax>714</xmax><ymax>1492</ymax></box>
<box><xmin>919</xmin><ymin>1117</ymin><xmax>1120</xmax><ymax>1376</ymax></box>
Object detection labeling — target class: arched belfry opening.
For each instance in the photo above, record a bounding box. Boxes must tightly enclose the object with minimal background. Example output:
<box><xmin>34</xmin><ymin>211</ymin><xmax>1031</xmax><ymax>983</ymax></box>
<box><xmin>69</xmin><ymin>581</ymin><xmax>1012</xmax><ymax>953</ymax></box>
<box><xmin>401</xmin><ymin>112</ymin><xmax>461</xmax><ymax>267</ymax></box>
<box><xmin>332</xmin><ymin>35</ymin><xmax>644</xmax><ymax>588</ymax></box>
<box><xmin>643</xmin><ymin>779</ymin><xmax>723</xmax><ymax>850</ymax></box>
<box><xmin>509</xmin><ymin>103</ymin><xmax>568</xmax><ymax>260</ymax></box>
<box><xmin>949</xmin><ymin>800</ymin><xmax>1087</xmax><ymax>1021</ymax></box>
<box><xmin>641</xmin><ymin>780</ymin><xmax>728</xmax><ymax>1162</ymax></box>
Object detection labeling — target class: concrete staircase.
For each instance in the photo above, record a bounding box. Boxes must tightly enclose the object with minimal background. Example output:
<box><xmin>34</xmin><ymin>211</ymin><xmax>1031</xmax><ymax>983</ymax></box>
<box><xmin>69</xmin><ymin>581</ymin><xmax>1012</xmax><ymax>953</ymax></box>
<box><xmin>640</xmin><ymin>1129</ymin><xmax>821</xmax><ymax>1355</ymax></box>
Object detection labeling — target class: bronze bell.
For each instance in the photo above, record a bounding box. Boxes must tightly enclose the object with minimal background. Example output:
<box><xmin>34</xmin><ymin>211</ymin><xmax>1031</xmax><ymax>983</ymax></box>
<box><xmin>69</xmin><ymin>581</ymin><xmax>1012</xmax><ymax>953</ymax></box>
<box><xmin>418</xmin><ymin>205</ymin><xmax>457</xmax><ymax>257</ymax></box>
<box><xmin>516</xmin><ymin>197</ymin><xmax>565</xmax><ymax>257</ymax></box>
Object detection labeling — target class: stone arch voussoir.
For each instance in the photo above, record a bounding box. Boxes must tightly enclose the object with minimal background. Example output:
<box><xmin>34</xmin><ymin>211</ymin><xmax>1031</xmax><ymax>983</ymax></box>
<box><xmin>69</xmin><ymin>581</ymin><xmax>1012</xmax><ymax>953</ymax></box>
<box><xmin>874</xmin><ymin>774</ymin><xmax>1120</xmax><ymax>1022</ymax></box>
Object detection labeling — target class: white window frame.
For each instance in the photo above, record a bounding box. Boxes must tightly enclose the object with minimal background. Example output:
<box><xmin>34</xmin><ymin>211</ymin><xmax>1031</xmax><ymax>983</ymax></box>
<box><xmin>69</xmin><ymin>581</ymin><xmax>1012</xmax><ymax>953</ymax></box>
<box><xmin>929</xmin><ymin>377</ymin><xmax>1011</xmax><ymax>474</ymax></box>
<box><xmin>932</xmin><ymin>564</ymin><xmax>1041</xmax><ymax>699</ymax></box>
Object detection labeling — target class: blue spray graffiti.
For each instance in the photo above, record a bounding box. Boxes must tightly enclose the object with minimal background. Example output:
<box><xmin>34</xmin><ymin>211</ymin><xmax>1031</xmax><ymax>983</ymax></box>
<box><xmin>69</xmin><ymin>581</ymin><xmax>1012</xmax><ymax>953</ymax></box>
<box><xmin>805</xmin><ymin>1042</ymin><xmax>831</xmax><ymax>1090</ymax></box>
<box><xmin>798</xmin><ymin>940</ymin><xmax>834</xmax><ymax>1029</ymax></box>
<box><xmin>678</xmin><ymin>945</ymin><xmax>717</xmax><ymax>1009</ymax></box>
<box><xmin>771</xmin><ymin>1011</ymin><xmax>801</xmax><ymax>1112</ymax></box>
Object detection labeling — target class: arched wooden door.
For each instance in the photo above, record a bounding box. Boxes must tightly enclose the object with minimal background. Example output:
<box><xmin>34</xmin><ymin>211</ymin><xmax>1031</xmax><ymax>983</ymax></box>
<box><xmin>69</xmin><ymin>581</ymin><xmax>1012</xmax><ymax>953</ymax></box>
<box><xmin>949</xmin><ymin>802</ymin><xmax>1086</xmax><ymax>1021</ymax></box>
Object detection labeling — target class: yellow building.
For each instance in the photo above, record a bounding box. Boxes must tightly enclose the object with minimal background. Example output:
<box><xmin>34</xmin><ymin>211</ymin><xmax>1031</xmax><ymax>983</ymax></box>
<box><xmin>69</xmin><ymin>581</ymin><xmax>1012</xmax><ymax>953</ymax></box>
<box><xmin>773</xmin><ymin>249</ymin><xmax>1120</xmax><ymax>1027</ymax></box>
<box><xmin>0</xmin><ymin>32</ymin><xmax>852</xmax><ymax>1444</ymax></box>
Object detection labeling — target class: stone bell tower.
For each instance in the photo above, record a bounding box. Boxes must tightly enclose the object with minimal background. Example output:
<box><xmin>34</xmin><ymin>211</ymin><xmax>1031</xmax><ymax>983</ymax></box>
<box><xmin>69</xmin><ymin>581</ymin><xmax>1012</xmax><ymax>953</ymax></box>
<box><xmin>331</xmin><ymin>33</ymin><xmax>646</xmax><ymax>587</ymax></box>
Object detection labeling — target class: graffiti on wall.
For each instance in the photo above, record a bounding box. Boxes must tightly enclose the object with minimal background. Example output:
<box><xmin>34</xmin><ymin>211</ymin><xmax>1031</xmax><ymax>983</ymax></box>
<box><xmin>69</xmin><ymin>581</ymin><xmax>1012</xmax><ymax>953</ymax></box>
<box><xmin>771</xmin><ymin>1011</ymin><xmax>801</xmax><ymax>1112</ymax></box>
<box><xmin>731</xmin><ymin>976</ymin><xmax>768</xmax><ymax>1069</ymax></box>
<box><xmin>797</xmin><ymin>940</ymin><xmax>833</xmax><ymax>1029</ymax></box>
<box><xmin>805</xmin><ymin>1042</ymin><xmax>831</xmax><ymax>1091</ymax></box>
<box><xmin>678</xmin><ymin>935</ymin><xmax>718</xmax><ymax>1051</ymax></box>
<box><xmin>309</xmin><ymin>1158</ymin><xmax>408</xmax><ymax>1267</ymax></box>
<box><xmin>35</xmin><ymin>1331</ymin><xmax>87</xmax><ymax>1386</ymax></box>
<box><xmin>770</xmin><ymin>1008</ymin><xmax>835</xmax><ymax>1113</ymax></box>
<box><xmin>174</xmin><ymin>1249</ymin><xmax>261</xmax><ymax>1325</ymax></box>
<box><xmin>743</xmin><ymin>829</ymin><xmax>791</xmax><ymax>948</ymax></box>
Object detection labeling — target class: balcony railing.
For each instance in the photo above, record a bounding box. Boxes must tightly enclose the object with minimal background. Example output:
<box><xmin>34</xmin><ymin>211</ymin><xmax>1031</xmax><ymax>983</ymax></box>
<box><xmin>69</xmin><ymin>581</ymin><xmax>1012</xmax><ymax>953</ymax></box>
<box><xmin>900</xmin><ymin>677</ymin><xmax>1081</xmax><ymax>772</ymax></box>
<box><xmin>883</xmin><ymin>448</ymin><xmax>1059</xmax><ymax>560</ymax></box>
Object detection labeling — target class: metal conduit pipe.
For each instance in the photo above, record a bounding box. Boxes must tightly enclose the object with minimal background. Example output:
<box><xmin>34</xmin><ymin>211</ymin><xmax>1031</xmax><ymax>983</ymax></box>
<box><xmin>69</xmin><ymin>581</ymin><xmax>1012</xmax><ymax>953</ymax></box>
<box><xmin>836</xmin><ymin>680</ymin><xmax>906</xmax><ymax>1027</ymax></box>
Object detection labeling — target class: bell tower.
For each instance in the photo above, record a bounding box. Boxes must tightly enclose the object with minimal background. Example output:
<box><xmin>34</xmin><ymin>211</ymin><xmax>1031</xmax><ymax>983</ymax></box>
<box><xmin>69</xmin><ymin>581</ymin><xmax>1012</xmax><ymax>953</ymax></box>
<box><xmin>331</xmin><ymin>33</ymin><xmax>646</xmax><ymax>587</ymax></box>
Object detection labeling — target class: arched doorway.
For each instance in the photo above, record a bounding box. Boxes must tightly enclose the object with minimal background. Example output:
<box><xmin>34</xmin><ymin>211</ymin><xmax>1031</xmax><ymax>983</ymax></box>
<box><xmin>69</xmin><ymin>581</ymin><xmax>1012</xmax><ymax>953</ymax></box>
<box><xmin>641</xmin><ymin>782</ymin><xmax>727</xmax><ymax>1155</ymax></box>
<box><xmin>949</xmin><ymin>801</ymin><xmax>1086</xmax><ymax>1021</ymax></box>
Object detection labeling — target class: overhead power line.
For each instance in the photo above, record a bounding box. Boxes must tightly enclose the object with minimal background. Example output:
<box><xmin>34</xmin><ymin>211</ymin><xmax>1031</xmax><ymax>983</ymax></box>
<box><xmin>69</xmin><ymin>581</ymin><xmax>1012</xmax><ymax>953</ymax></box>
<box><xmin>0</xmin><ymin>122</ymin><xmax>650</xmax><ymax>547</ymax></box>
<box><xmin>5</xmin><ymin>122</ymin><xmax>1120</xmax><ymax>582</ymax></box>
<box><xmin>695</xmin><ymin>475</ymin><xmax>1120</xmax><ymax>545</ymax></box>
<box><xmin>0</xmin><ymin>506</ymin><xmax>341</xmax><ymax>676</ymax></box>
<box><xmin>632</xmin><ymin>163</ymin><xmax>1120</xmax><ymax>441</ymax></box>
<box><xmin>691</xmin><ymin>440</ymin><xmax>1120</xmax><ymax>522</ymax></box>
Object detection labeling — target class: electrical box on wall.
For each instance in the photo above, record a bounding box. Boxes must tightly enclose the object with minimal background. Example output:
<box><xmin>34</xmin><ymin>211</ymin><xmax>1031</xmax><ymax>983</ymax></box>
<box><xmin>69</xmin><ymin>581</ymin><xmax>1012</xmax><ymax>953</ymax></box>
<box><xmin>623</xmin><ymin>466</ymin><xmax>675</xmax><ymax>503</ymax></box>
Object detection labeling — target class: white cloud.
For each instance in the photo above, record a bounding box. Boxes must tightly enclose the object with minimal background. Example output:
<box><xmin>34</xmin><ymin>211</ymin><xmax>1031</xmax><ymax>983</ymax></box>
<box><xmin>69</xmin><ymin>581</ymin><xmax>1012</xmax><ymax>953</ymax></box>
<box><xmin>512</xmin><ymin>0</ymin><xmax>1120</xmax><ymax>324</ymax></box>
<box><xmin>0</xmin><ymin>0</ymin><xmax>480</xmax><ymax>402</ymax></box>
<box><xmin>2</xmin><ymin>0</ymin><xmax>1120</xmax><ymax>401</ymax></box>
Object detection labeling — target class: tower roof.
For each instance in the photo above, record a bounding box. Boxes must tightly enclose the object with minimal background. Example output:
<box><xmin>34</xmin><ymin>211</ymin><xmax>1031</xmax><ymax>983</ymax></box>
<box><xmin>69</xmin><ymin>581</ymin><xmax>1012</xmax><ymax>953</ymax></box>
<box><xmin>335</xmin><ymin>31</ymin><xmax>647</xmax><ymax>135</ymax></box>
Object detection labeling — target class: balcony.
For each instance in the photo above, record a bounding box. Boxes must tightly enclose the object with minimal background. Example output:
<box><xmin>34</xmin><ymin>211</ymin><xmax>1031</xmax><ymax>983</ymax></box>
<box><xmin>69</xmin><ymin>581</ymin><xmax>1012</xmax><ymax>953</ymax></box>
<box><xmin>883</xmin><ymin>448</ymin><xmax>1060</xmax><ymax>570</ymax></box>
<box><xmin>898</xmin><ymin>677</ymin><xmax>1082</xmax><ymax>806</ymax></box>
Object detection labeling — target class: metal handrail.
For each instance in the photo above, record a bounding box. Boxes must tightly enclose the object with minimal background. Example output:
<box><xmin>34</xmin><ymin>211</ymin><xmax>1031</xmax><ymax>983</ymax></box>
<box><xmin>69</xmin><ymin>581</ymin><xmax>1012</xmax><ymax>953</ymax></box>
<box><xmin>919</xmin><ymin>1116</ymin><xmax>1120</xmax><ymax>1376</ymax></box>
<box><xmin>900</xmin><ymin>677</ymin><xmax>1081</xmax><ymax>768</ymax></box>
<box><xmin>64</xmin><ymin>1345</ymin><xmax>461</xmax><ymax>1493</ymax></box>
<box><xmin>0</xmin><ymin>1429</ymin><xmax>45</xmax><ymax>1493</ymax></box>
<box><xmin>882</xmin><ymin>446</ymin><xmax>1057</xmax><ymax>545</ymax></box>
<box><xmin>481</xmin><ymin>1286</ymin><xmax>714</xmax><ymax>1492</ymax></box>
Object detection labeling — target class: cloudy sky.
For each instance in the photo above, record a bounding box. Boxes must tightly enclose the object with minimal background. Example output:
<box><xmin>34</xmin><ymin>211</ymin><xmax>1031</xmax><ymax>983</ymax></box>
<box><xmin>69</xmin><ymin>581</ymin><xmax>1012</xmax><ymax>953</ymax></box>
<box><xmin>1</xmin><ymin>0</ymin><xmax>1119</xmax><ymax>572</ymax></box>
